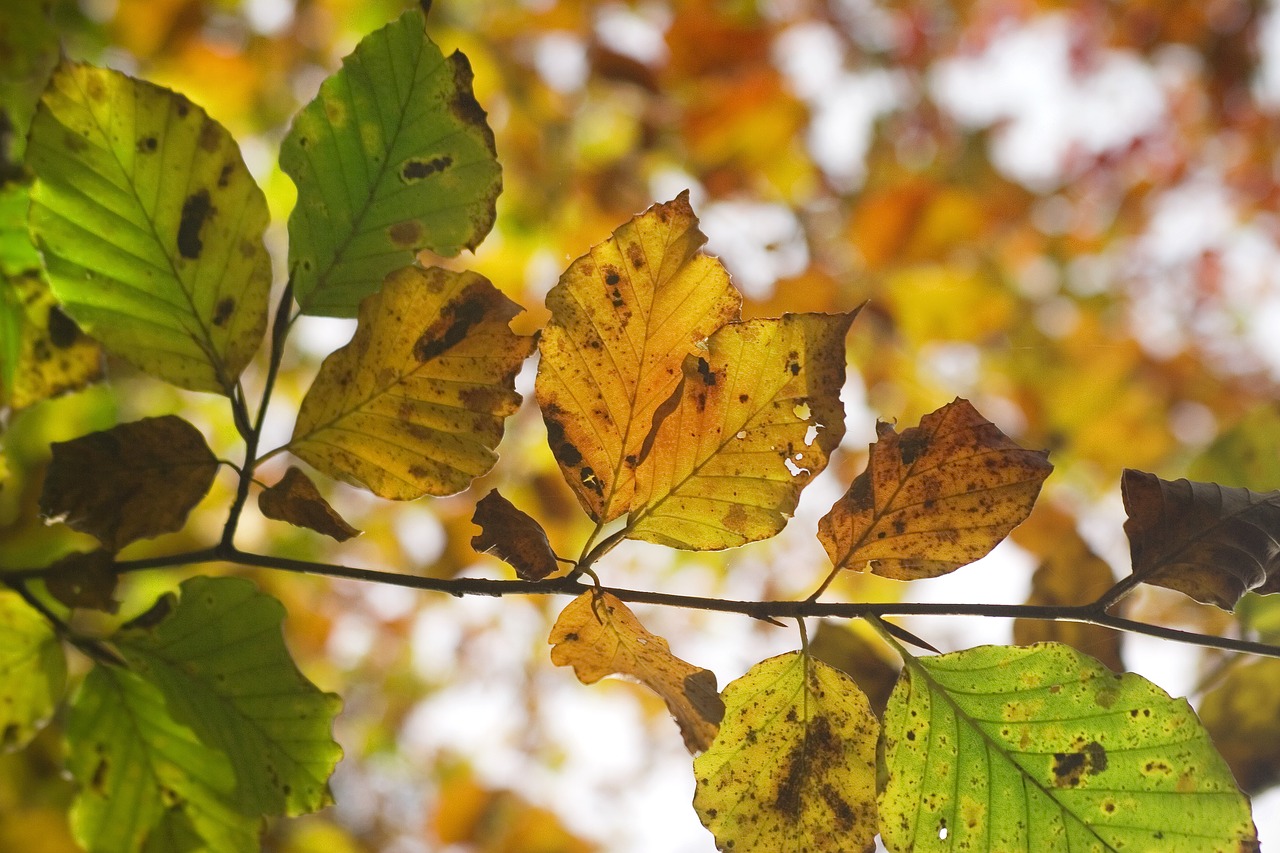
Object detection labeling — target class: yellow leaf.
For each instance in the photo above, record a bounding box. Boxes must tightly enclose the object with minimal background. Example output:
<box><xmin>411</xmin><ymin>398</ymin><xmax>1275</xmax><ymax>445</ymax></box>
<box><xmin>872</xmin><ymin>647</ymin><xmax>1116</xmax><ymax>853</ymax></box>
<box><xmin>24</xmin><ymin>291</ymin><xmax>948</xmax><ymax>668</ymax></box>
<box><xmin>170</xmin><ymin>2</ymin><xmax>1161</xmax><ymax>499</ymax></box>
<box><xmin>819</xmin><ymin>398</ymin><xmax>1052</xmax><ymax>581</ymax></box>
<box><xmin>536</xmin><ymin>192</ymin><xmax>742</xmax><ymax>522</ymax></box>
<box><xmin>549</xmin><ymin>591</ymin><xmax>724</xmax><ymax>754</ymax></box>
<box><xmin>693</xmin><ymin>651</ymin><xmax>879</xmax><ymax>852</ymax></box>
<box><xmin>289</xmin><ymin>266</ymin><xmax>535</xmax><ymax>500</ymax></box>
<box><xmin>258</xmin><ymin>467</ymin><xmax>361</xmax><ymax>542</ymax></box>
<box><xmin>0</xmin><ymin>271</ymin><xmax>102</xmax><ymax>410</ymax></box>
<box><xmin>628</xmin><ymin>311</ymin><xmax>855</xmax><ymax>550</ymax></box>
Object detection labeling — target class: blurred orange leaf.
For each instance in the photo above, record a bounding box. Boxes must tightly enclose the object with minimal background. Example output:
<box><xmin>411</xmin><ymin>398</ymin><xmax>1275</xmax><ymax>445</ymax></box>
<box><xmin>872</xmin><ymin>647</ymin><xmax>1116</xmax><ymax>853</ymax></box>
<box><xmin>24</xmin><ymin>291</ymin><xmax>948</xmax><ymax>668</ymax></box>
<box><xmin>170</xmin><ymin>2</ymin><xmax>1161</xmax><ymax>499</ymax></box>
<box><xmin>818</xmin><ymin>398</ymin><xmax>1052</xmax><ymax>581</ymax></box>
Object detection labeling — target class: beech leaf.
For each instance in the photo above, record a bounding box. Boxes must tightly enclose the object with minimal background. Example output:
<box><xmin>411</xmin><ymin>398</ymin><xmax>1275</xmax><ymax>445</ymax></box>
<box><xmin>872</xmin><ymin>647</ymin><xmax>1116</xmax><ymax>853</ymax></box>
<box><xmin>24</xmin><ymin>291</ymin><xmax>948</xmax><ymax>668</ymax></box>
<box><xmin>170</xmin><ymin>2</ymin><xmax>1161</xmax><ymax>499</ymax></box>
<box><xmin>281</xmin><ymin>7</ymin><xmax>501</xmax><ymax>317</ymax></box>
<box><xmin>45</xmin><ymin>549</ymin><xmax>119</xmax><ymax>614</ymax></box>
<box><xmin>258</xmin><ymin>466</ymin><xmax>361</xmax><ymax>542</ymax></box>
<box><xmin>470</xmin><ymin>489</ymin><xmax>559</xmax><ymax>580</ymax></box>
<box><xmin>40</xmin><ymin>415</ymin><xmax>219</xmax><ymax>550</ymax></box>
<box><xmin>0</xmin><ymin>269</ymin><xmax>102</xmax><ymax>410</ymax></box>
<box><xmin>26</xmin><ymin>61</ymin><xmax>271</xmax><ymax>394</ymax></box>
<box><xmin>880</xmin><ymin>643</ymin><xmax>1258</xmax><ymax>852</ymax></box>
<box><xmin>819</xmin><ymin>398</ymin><xmax>1052</xmax><ymax>581</ymax></box>
<box><xmin>0</xmin><ymin>589</ymin><xmax>67</xmax><ymax>752</ymax></box>
<box><xmin>693</xmin><ymin>651</ymin><xmax>879</xmax><ymax>852</ymax></box>
<box><xmin>1200</xmin><ymin>657</ymin><xmax>1280</xmax><ymax>794</ymax></box>
<box><xmin>628</xmin><ymin>311</ymin><xmax>855</xmax><ymax>550</ymax></box>
<box><xmin>289</xmin><ymin>266</ymin><xmax>535</xmax><ymax>500</ymax></box>
<box><xmin>1121</xmin><ymin>469</ymin><xmax>1280</xmax><ymax>610</ymax></box>
<box><xmin>549</xmin><ymin>590</ymin><xmax>724</xmax><ymax>753</ymax></box>
<box><xmin>536</xmin><ymin>192</ymin><xmax>742</xmax><ymax>523</ymax></box>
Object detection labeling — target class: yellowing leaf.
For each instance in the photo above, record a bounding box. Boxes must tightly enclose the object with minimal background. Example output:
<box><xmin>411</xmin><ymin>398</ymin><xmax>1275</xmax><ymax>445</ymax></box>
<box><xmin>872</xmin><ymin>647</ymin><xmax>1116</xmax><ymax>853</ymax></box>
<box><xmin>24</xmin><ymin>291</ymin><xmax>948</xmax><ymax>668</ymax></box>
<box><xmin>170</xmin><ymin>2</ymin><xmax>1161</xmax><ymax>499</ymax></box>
<box><xmin>1122</xmin><ymin>469</ymin><xmax>1280</xmax><ymax>610</ymax></box>
<box><xmin>549</xmin><ymin>591</ymin><xmax>724</xmax><ymax>754</ymax></box>
<box><xmin>258</xmin><ymin>467</ymin><xmax>361</xmax><ymax>542</ymax></box>
<box><xmin>40</xmin><ymin>415</ymin><xmax>219</xmax><ymax>550</ymax></box>
<box><xmin>0</xmin><ymin>270</ymin><xmax>102</xmax><ymax>410</ymax></box>
<box><xmin>281</xmin><ymin>8</ymin><xmax>501</xmax><ymax>317</ymax></box>
<box><xmin>536</xmin><ymin>193</ymin><xmax>741</xmax><ymax>522</ymax></box>
<box><xmin>26</xmin><ymin>61</ymin><xmax>271</xmax><ymax>394</ymax></box>
<box><xmin>471</xmin><ymin>489</ymin><xmax>559</xmax><ymax>580</ymax></box>
<box><xmin>0</xmin><ymin>589</ymin><xmax>66</xmax><ymax>752</ymax></box>
<box><xmin>289</xmin><ymin>266</ymin><xmax>534</xmax><ymax>500</ymax></box>
<box><xmin>693</xmin><ymin>651</ymin><xmax>879</xmax><ymax>852</ymax></box>
<box><xmin>819</xmin><ymin>398</ymin><xmax>1052</xmax><ymax>581</ymax></box>
<box><xmin>879</xmin><ymin>643</ymin><xmax>1257</xmax><ymax>852</ymax></box>
<box><xmin>628</xmin><ymin>311</ymin><xmax>855</xmax><ymax>550</ymax></box>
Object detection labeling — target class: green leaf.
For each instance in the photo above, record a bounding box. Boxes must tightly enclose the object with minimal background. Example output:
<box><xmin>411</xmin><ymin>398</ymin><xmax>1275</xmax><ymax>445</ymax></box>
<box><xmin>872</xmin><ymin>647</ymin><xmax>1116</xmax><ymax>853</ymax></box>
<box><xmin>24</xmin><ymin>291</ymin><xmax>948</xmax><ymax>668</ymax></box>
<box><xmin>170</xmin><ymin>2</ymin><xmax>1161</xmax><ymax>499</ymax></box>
<box><xmin>26</xmin><ymin>61</ymin><xmax>271</xmax><ymax>394</ymax></box>
<box><xmin>40</xmin><ymin>415</ymin><xmax>219</xmax><ymax>550</ymax></box>
<box><xmin>66</xmin><ymin>576</ymin><xmax>342</xmax><ymax>853</ymax></box>
<box><xmin>280</xmin><ymin>7</ymin><xmax>501</xmax><ymax>317</ymax></box>
<box><xmin>0</xmin><ymin>0</ymin><xmax>60</xmax><ymax>168</ymax></box>
<box><xmin>879</xmin><ymin>642</ymin><xmax>1257</xmax><ymax>852</ymax></box>
<box><xmin>0</xmin><ymin>588</ymin><xmax>66</xmax><ymax>752</ymax></box>
<box><xmin>693</xmin><ymin>650</ymin><xmax>879</xmax><ymax>852</ymax></box>
<box><xmin>289</xmin><ymin>265</ymin><xmax>534</xmax><ymax>500</ymax></box>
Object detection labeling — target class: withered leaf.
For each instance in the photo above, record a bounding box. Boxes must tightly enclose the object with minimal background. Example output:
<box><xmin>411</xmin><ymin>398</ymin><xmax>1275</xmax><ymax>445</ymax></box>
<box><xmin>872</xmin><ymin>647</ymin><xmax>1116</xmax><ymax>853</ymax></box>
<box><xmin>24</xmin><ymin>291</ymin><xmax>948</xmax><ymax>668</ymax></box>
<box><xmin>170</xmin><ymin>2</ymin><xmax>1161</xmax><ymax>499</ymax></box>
<box><xmin>44</xmin><ymin>549</ymin><xmax>119</xmax><ymax>613</ymax></box>
<box><xmin>289</xmin><ymin>266</ymin><xmax>535</xmax><ymax>500</ymax></box>
<box><xmin>536</xmin><ymin>192</ymin><xmax>741</xmax><ymax>523</ymax></box>
<box><xmin>628</xmin><ymin>311</ymin><xmax>856</xmax><ymax>550</ymax></box>
<box><xmin>470</xmin><ymin>489</ymin><xmax>559</xmax><ymax>580</ymax></box>
<box><xmin>1121</xmin><ymin>469</ymin><xmax>1280</xmax><ymax>610</ymax></box>
<box><xmin>40</xmin><ymin>415</ymin><xmax>219</xmax><ymax>550</ymax></box>
<box><xmin>818</xmin><ymin>398</ymin><xmax>1052</xmax><ymax>581</ymax></box>
<box><xmin>549</xmin><ymin>591</ymin><xmax>724</xmax><ymax>753</ymax></box>
<box><xmin>258</xmin><ymin>467</ymin><xmax>361</xmax><ymax>542</ymax></box>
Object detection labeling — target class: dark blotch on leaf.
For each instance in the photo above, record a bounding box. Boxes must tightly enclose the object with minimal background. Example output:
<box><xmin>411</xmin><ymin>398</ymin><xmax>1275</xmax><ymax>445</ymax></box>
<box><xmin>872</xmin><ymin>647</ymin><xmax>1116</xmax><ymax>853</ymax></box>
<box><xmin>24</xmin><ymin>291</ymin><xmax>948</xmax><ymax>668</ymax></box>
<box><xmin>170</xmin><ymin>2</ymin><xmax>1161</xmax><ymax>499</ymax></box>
<box><xmin>212</xmin><ymin>298</ymin><xmax>235</xmax><ymax>327</ymax></box>
<box><xmin>217</xmin><ymin>162</ymin><xmax>233</xmax><ymax>188</ymax></box>
<box><xmin>47</xmin><ymin>305</ymin><xmax>80</xmax><ymax>348</ymax></box>
<box><xmin>899</xmin><ymin>430</ymin><xmax>929</xmax><ymax>466</ymax></box>
<box><xmin>177</xmin><ymin>189</ymin><xmax>213</xmax><ymax>260</ymax></box>
<box><xmin>1051</xmin><ymin>740</ymin><xmax>1107</xmax><ymax>788</ymax></box>
<box><xmin>696</xmin><ymin>357</ymin><xmax>716</xmax><ymax>386</ymax></box>
<box><xmin>135</xmin><ymin>135</ymin><xmax>157</xmax><ymax>153</ymax></box>
<box><xmin>401</xmin><ymin>155</ymin><xmax>453</xmax><ymax>181</ymax></box>
<box><xmin>388</xmin><ymin>220</ymin><xmax>424</xmax><ymax>247</ymax></box>
<box><xmin>413</xmin><ymin>291</ymin><xmax>486</xmax><ymax>362</ymax></box>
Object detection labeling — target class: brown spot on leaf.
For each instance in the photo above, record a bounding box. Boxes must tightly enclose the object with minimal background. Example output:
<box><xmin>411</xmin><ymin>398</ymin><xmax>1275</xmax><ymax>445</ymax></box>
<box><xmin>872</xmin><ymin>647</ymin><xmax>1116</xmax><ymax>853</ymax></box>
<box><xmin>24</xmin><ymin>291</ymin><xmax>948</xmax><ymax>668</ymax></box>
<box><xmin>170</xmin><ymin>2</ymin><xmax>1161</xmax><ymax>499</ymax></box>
<box><xmin>696</xmin><ymin>357</ymin><xmax>716</xmax><ymax>386</ymax></box>
<box><xmin>400</xmin><ymin>155</ymin><xmax>453</xmax><ymax>181</ymax></box>
<box><xmin>217</xmin><ymin>162</ymin><xmax>234</xmax><ymax>188</ymax></box>
<box><xmin>627</xmin><ymin>242</ymin><xmax>646</xmax><ymax>268</ymax></box>
<box><xmin>899</xmin><ymin>430</ymin><xmax>929</xmax><ymax>466</ymax></box>
<box><xmin>85</xmin><ymin>74</ymin><xmax>105</xmax><ymax>101</ymax></box>
<box><xmin>413</xmin><ymin>289</ymin><xmax>488</xmax><ymax>362</ymax></box>
<box><xmin>449</xmin><ymin>52</ymin><xmax>489</xmax><ymax>128</ymax></box>
<box><xmin>1052</xmin><ymin>740</ymin><xmax>1107</xmax><ymax>787</ymax></box>
<box><xmin>174</xmin><ymin>96</ymin><xmax>190</xmax><ymax>118</ymax></box>
<box><xmin>388</xmin><ymin>219</ymin><xmax>423</xmax><ymax>248</ymax></box>
<box><xmin>177</xmin><ymin>189</ymin><xmax>213</xmax><ymax>259</ymax></box>
<box><xmin>198</xmin><ymin>118</ymin><xmax>220</xmax><ymax>152</ymax></box>
<box><xmin>212</xmin><ymin>298</ymin><xmax>235</xmax><ymax>327</ymax></box>
<box><xmin>47</xmin><ymin>305</ymin><xmax>80</xmax><ymax>348</ymax></box>
<box><xmin>136</xmin><ymin>135</ymin><xmax>157</xmax><ymax>153</ymax></box>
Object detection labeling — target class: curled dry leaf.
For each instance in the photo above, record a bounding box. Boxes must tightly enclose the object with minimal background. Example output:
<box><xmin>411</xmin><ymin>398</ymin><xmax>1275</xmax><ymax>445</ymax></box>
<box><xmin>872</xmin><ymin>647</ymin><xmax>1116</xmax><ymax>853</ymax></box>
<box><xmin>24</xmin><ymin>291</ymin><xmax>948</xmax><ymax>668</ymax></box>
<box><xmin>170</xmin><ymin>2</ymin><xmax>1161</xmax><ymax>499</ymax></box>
<box><xmin>258</xmin><ymin>467</ymin><xmax>361</xmax><ymax>542</ymax></box>
<box><xmin>818</xmin><ymin>398</ymin><xmax>1052</xmax><ymax>581</ymax></box>
<box><xmin>549</xmin><ymin>591</ymin><xmax>723</xmax><ymax>753</ymax></box>
<box><xmin>470</xmin><ymin>489</ymin><xmax>558</xmax><ymax>580</ymax></box>
<box><xmin>289</xmin><ymin>266</ymin><xmax>535</xmax><ymax>500</ymax></box>
<box><xmin>1122</xmin><ymin>469</ymin><xmax>1280</xmax><ymax>610</ymax></box>
<box><xmin>45</xmin><ymin>549</ymin><xmax>119</xmax><ymax>613</ymax></box>
<box><xmin>40</xmin><ymin>415</ymin><xmax>220</xmax><ymax>550</ymax></box>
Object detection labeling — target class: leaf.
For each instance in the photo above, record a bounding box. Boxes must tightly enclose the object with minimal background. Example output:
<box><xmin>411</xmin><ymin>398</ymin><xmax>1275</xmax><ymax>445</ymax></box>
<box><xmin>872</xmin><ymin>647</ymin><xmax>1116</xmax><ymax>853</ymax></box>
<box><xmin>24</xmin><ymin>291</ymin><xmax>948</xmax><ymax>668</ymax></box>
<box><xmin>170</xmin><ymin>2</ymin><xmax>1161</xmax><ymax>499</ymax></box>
<box><xmin>818</xmin><ymin>398</ymin><xmax>1052</xmax><ymax>581</ymax></box>
<box><xmin>1200</xmin><ymin>657</ymin><xmax>1280</xmax><ymax>794</ymax></box>
<box><xmin>692</xmin><ymin>651</ymin><xmax>879</xmax><ymax>852</ymax></box>
<box><xmin>470</xmin><ymin>489</ymin><xmax>559</xmax><ymax>580</ymax></box>
<box><xmin>258</xmin><ymin>466</ymin><xmax>361</xmax><ymax>542</ymax></box>
<box><xmin>25</xmin><ymin>61</ymin><xmax>271</xmax><ymax>394</ymax></box>
<box><xmin>536</xmin><ymin>192</ymin><xmax>742</xmax><ymax>523</ymax></box>
<box><xmin>1188</xmin><ymin>405</ymin><xmax>1280</xmax><ymax>492</ymax></box>
<box><xmin>288</xmin><ymin>265</ymin><xmax>534</xmax><ymax>500</ymax></box>
<box><xmin>808</xmin><ymin>620</ymin><xmax>901</xmax><ymax>715</ymax></box>
<box><xmin>45</xmin><ymin>549</ymin><xmax>119</xmax><ymax>613</ymax></box>
<box><xmin>67</xmin><ymin>576</ymin><xmax>343</xmax><ymax>852</ymax></box>
<box><xmin>0</xmin><ymin>270</ymin><xmax>103</xmax><ymax>410</ymax></box>
<box><xmin>280</xmin><ymin>7</ymin><xmax>501</xmax><ymax>317</ymax></box>
<box><xmin>0</xmin><ymin>589</ymin><xmax>66</xmax><ymax>752</ymax></box>
<box><xmin>1122</xmin><ymin>469</ymin><xmax>1280</xmax><ymax>610</ymax></box>
<box><xmin>627</xmin><ymin>311</ymin><xmax>854</xmax><ymax>550</ymax></box>
<box><xmin>549</xmin><ymin>590</ymin><xmax>724</xmax><ymax>754</ymax></box>
<box><xmin>40</xmin><ymin>415</ymin><xmax>219</xmax><ymax>550</ymax></box>
<box><xmin>878</xmin><ymin>642</ymin><xmax>1257</xmax><ymax>853</ymax></box>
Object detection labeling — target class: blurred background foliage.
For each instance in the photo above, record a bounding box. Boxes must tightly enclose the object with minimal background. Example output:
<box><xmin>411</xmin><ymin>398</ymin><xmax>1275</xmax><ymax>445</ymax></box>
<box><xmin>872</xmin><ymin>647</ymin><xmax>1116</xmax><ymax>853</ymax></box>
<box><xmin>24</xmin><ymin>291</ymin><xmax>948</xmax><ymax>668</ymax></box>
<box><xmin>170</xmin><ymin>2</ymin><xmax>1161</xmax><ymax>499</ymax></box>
<box><xmin>4</xmin><ymin>0</ymin><xmax>1280</xmax><ymax>850</ymax></box>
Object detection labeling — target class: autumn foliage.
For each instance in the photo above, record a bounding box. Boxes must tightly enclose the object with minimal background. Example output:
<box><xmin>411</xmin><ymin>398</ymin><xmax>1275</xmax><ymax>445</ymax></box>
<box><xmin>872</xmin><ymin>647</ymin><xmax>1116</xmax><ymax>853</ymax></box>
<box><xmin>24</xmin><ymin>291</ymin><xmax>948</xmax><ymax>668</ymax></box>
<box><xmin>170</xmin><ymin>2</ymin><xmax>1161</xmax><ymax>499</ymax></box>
<box><xmin>3</xmin><ymin>1</ymin><xmax>1280</xmax><ymax>852</ymax></box>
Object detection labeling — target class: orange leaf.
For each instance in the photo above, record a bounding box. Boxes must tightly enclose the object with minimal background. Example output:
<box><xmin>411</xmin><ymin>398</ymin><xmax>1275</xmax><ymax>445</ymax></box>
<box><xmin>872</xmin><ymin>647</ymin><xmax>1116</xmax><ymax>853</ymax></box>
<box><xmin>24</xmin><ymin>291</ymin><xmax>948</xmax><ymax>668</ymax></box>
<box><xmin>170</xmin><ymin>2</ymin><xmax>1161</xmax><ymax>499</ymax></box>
<box><xmin>549</xmin><ymin>591</ymin><xmax>724</xmax><ymax>754</ymax></box>
<box><xmin>1121</xmin><ymin>469</ymin><xmax>1280</xmax><ymax>610</ymax></box>
<box><xmin>536</xmin><ymin>193</ymin><xmax>741</xmax><ymax>523</ymax></box>
<box><xmin>258</xmin><ymin>467</ymin><xmax>361</xmax><ymax>542</ymax></box>
<box><xmin>470</xmin><ymin>489</ymin><xmax>559</xmax><ymax>580</ymax></box>
<box><xmin>818</xmin><ymin>398</ymin><xmax>1052</xmax><ymax>581</ymax></box>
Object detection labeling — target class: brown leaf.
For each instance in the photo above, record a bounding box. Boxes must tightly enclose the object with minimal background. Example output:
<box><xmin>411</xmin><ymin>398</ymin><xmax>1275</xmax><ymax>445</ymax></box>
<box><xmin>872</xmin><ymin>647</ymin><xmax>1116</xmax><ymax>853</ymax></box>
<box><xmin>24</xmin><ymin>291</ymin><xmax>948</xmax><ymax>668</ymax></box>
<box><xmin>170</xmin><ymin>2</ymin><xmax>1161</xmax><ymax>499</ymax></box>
<box><xmin>39</xmin><ymin>415</ymin><xmax>219</xmax><ymax>549</ymax></box>
<box><xmin>258</xmin><ymin>467</ymin><xmax>361</xmax><ymax>542</ymax></box>
<box><xmin>44</xmin><ymin>549</ymin><xmax>118</xmax><ymax>613</ymax></box>
<box><xmin>818</xmin><ymin>398</ymin><xmax>1052</xmax><ymax>581</ymax></box>
<box><xmin>1121</xmin><ymin>469</ymin><xmax>1280</xmax><ymax>610</ymax></box>
<box><xmin>470</xmin><ymin>489</ymin><xmax>558</xmax><ymax>580</ymax></box>
<box><xmin>549</xmin><ymin>591</ymin><xmax>724</xmax><ymax>753</ymax></box>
